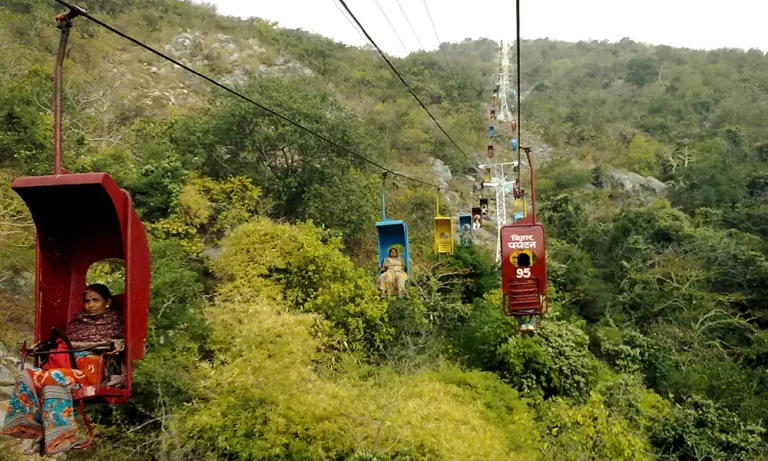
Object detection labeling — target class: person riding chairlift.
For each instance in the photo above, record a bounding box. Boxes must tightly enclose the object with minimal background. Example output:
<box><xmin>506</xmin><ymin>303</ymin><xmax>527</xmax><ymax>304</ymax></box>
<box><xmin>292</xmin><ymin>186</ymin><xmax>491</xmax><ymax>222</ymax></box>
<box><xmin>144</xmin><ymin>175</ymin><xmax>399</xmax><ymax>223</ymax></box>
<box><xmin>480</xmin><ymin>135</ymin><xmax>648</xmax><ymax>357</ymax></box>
<box><xmin>459</xmin><ymin>224</ymin><xmax>474</xmax><ymax>246</ymax></box>
<box><xmin>3</xmin><ymin>284</ymin><xmax>125</xmax><ymax>455</ymax></box>
<box><xmin>514</xmin><ymin>252</ymin><xmax>537</xmax><ymax>332</ymax></box>
<box><xmin>377</xmin><ymin>247</ymin><xmax>408</xmax><ymax>298</ymax></box>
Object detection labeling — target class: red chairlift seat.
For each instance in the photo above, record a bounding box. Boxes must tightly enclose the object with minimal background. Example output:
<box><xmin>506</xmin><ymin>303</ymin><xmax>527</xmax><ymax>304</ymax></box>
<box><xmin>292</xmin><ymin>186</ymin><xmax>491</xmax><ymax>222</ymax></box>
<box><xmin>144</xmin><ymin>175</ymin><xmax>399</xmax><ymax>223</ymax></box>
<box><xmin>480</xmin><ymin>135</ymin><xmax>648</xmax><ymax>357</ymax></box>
<box><xmin>12</xmin><ymin>172</ymin><xmax>150</xmax><ymax>402</ymax></box>
<box><xmin>500</xmin><ymin>215</ymin><xmax>548</xmax><ymax>317</ymax></box>
<box><xmin>8</xmin><ymin>8</ymin><xmax>152</xmax><ymax>450</ymax></box>
<box><xmin>12</xmin><ymin>173</ymin><xmax>150</xmax><ymax>447</ymax></box>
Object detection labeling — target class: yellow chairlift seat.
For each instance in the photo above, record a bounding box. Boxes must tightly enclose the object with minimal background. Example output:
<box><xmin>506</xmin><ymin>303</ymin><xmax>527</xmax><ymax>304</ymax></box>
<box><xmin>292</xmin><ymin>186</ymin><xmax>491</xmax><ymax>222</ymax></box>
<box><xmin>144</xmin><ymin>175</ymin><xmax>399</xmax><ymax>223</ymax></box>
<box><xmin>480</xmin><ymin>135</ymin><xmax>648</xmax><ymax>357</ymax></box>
<box><xmin>433</xmin><ymin>192</ymin><xmax>454</xmax><ymax>256</ymax></box>
<box><xmin>512</xmin><ymin>198</ymin><xmax>527</xmax><ymax>222</ymax></box>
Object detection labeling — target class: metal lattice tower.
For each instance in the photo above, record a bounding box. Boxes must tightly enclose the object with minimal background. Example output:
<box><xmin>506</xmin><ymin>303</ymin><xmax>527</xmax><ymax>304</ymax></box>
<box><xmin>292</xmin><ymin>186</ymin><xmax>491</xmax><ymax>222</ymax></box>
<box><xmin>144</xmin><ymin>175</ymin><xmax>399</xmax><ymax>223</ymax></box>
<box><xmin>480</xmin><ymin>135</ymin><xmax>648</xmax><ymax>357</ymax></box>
<box><xmin>497</xmin><ymin>41</ymin><xmax>513</xmax><ymax>122</ymax></box>
<box><xmin>482</xmin><ymin>161</ymin><xmax>517</xmax><ymax>262</ymax></box>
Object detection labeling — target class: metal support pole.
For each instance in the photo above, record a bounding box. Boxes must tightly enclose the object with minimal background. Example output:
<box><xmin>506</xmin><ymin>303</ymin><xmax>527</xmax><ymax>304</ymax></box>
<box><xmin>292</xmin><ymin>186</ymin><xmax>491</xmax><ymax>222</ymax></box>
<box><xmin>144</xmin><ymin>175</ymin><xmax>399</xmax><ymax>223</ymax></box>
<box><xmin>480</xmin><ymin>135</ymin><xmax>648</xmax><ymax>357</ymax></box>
<box><xmin>380</xmin><ymin>172</ymin><xmax>388</xmax><ymax>220</ymax></box>
<box><xmin>54</xmin><ymin>14</ymin><xmax>73</xmax><ymax>174</ymax></box>
<box><xmin>53</xmin><ymin>6</ymin><xmax>84</xmax><ymax>174</ymax></box>
<box><xmin>525</xmin><ymin>148</ymin><xmax>536</xmax><ymax>222</ymax></box>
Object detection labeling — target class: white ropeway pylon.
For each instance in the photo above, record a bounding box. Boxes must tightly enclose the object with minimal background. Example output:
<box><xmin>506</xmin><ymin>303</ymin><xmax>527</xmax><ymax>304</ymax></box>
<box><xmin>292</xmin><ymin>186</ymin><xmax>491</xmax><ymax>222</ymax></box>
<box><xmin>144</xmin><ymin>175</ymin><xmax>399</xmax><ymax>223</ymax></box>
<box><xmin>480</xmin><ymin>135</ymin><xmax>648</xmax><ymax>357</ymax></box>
<box><xmin>481</xmin><ymin>161</ymin><xmax>517</xmax><ymax>263</ymax></box>
<box><xmin>497</xmin><ymin>41</ymin><xmax>513</xmax><ymax>122</ymax></box>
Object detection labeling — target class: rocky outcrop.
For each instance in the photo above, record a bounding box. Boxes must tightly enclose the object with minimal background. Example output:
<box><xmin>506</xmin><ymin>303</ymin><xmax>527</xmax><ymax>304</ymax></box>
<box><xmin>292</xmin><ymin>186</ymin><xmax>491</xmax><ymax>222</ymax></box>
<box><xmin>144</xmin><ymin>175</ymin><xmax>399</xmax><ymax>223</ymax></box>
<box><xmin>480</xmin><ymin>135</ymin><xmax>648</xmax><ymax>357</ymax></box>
<box><xmin>0</xmin><ymin>341</ymin><xmax>15</xmax><ymax>407</ymax></box>
<box><xmin>211</xmin><ymin>34</ymin><xmax>237</xmax><ymax>51</ymax></box>
<box><xmin>163</xmin><ymin>32</ymin><xmax>312</xmax><ymax>87</ymax></box>
<box><xmin>606</xmin><ymin>168</ymin><xmax>668</xmax><ymax>200</ymax></box>
<box><xmin>165</xmin><ymin>31</ymin><xmax>205</xmax><ymax>57</ymax></box>
<box><xmin>429</xmin><ymin>158</ymin><xmax>453</xmax><ymax>190</ymax></box>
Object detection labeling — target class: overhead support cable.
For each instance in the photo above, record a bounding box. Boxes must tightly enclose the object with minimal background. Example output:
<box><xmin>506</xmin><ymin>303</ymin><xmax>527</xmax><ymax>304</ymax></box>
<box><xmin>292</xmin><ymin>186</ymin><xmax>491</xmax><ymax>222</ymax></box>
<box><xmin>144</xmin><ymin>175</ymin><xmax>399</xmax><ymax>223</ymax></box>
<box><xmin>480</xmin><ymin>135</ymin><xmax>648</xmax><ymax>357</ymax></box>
<box><xmin>396</xmin><ymin>0</ymin><xmax>425</xmax><ymax>51</ymax></box>
<box><xmin>337</xmin><ymin>0</ymin><xmax>470</xmax><ymax>159</ymax></box>
<box><xmin>516</xmin><ymin>0</ymin><xmax>522</xmax><ymax>179</ymax></box>
<box><xmin>373</xmin><ymin>0</ymin><xmax>410</xmax><ymax>56</ymax></box>
<box><xmin>421</xmin><ymin>0</ymin><xmax>456</xmax><ymax>78</ymax></box>
<box><xmin>52</xmin><ymin>0</ymin><xmax>461</xmax><ymax>193</ymax></box>
<box><xmin>332</xmin><ymin>0</ymin><xmax>374</xmax><ymax>52</ymax></box>
<box><xmin>331</xmin><ymin>0</ymin><xmax>386</xmax><ymax>65</ymax></box>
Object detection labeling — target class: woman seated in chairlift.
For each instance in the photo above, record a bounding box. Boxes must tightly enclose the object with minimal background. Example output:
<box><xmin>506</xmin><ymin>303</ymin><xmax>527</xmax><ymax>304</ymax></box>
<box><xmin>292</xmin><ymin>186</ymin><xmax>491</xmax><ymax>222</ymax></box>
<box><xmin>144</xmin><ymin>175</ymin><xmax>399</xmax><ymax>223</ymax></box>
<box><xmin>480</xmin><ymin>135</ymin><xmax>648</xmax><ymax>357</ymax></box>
<box><xmin>2</xmin><ymin>284</ymin><xmax>125</xmax><ymax>455</ymax></box>
<box><xmin>460</xmin><ymin>224</ymin><xmax>474</xmax><ymax>246</ymax></box>
<box><xmin>377</xmin><ymin>247</ymin><xmax>408</xmax><ymax>298</ymax></box>
<box><xmin>473</xmin><ymin>214</ymin><xmax>482</xmax><ymax>229</ymax></box>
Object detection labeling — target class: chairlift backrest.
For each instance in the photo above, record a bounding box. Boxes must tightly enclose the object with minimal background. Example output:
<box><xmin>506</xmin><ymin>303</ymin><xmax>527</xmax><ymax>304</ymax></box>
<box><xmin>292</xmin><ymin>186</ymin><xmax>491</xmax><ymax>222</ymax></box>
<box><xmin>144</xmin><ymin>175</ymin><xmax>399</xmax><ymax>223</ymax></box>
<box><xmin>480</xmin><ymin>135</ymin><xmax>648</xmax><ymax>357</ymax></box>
<box><xmin>458</xmin><ymin>212</ymin><xmax>472</xmax><ymax>232</ymax></box>
<box><xmin>500</xmin><ymin>217</ymin><xmax>548</xmax><ymax>316</ymax></box>
<box><xmin>433</xmin><ymin>217</ymin><xmax>454</xmax><ymax>256</ymax></box>
<box><xmin>376</xmin><ymin>219</ymin><xmax>410</xmax><ymax>274</ymax></box>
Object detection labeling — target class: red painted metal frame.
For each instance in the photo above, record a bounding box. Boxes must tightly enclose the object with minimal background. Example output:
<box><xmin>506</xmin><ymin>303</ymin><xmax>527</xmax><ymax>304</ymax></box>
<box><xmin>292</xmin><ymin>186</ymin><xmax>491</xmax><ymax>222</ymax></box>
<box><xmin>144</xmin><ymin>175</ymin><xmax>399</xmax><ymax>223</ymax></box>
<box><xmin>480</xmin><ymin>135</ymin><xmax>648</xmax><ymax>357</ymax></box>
<box><xmin>11</xmin><ymin>173</ymin><xmax>151</xmax><ymax>404</ymax></box>
<box><xmin>471</xmin><ymin>206</ymin><xmax>482</xmax><ymax>227</ymax></box>
<box><xmin>500</xmin><ymin>147</ymin><xmax>548</xmax><ymax>318</ymax></box>
<box><xmin>76</xmin><ymin>400</ymin><xmax>94</xmax><ymax>449</ymax></box>
<box><xmin>500</xmin><ymin>217</ymin><xmax>548</xmax><ymax>316</ymax></box>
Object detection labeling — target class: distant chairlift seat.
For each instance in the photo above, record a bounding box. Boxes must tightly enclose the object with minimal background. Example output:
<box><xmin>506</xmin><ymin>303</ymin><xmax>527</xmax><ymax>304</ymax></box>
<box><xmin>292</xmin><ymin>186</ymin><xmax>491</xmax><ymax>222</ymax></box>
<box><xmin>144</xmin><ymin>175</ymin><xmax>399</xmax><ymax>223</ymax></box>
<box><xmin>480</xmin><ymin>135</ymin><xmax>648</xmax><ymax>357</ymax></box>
<box><xmin>480</xmin><ymin>198</ymin><xmax>489</xmax><ymax>219</ymax></box>
<box><xmin>458</xmin><ymin>212</ymin><xmax>472</xmax><ymax>232</ymax></box>
<box><xmin>433</xmin><ymin>216</ymin><xmax>454</xmax><ymax>256</ymax></box>
<box><xmin>376</xmin><ymin>219</ymin><xmax>410</xmax><ymax>275</ymax></box>
<box><xmin>471</xmin><ymin>206</ymin><xmax>482</xmax><ymax>228</ymax></box>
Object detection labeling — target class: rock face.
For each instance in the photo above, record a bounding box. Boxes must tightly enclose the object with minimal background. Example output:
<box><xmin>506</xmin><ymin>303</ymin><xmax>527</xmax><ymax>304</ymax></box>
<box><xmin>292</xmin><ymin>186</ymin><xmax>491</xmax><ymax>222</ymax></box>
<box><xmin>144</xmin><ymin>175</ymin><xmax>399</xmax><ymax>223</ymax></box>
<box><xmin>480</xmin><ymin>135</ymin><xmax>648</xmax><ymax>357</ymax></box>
<box><xmin>607</xmin><ymin>168</ymin><xmax>668</xmax><ymax>200</ymax></box>
<box><xmin>211</xmin><ymin>34</ymin><xmax>236</xmax><ymax>50</ymax></box>
<box><xmin>0</xmin><ymin>342</ymin><xmax>16</xmax><ymax>401</ymax></box>
<box><xmin>164</xmin><ymin>32</ymin><xmax>312</xmax><ymax>86</ymax></box>
<box><xmin>0</xmin><ymin>364</ymin><xmax>14</xmax><ymax>387</ymax></box>
<box><xmin>430</xmin><ymin>158</ymin><xmax>453</xmax><ymax>190</ymax></box>
<box><xmin>165</xmin><ymin>31</ymin><xmax>205</xmax><ymax>57</ymax></box>
<box><xmin>246</xmin><ymin>38</ymin><xmax>267</xmax><ymax>54</ymax></box>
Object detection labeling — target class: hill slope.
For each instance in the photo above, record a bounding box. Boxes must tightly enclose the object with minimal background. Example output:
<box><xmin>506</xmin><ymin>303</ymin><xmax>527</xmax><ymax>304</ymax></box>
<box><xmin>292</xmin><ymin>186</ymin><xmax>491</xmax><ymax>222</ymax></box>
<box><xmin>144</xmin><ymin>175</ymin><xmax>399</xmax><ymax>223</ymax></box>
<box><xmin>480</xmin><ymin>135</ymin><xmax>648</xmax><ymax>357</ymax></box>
<box><xmin>2</xmin><ymin>1</ymin><xmax>768</xmax><ymax>460</ymax></box>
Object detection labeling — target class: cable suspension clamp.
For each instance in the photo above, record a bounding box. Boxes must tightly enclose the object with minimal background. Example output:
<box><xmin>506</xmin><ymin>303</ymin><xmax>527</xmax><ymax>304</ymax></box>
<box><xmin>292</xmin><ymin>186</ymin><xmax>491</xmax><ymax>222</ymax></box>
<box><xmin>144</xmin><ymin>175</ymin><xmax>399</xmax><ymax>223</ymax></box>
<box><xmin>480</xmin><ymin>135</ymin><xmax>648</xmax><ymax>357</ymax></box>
<box><xmin>56</xmin><ymin>5</ymin><xmax>87</xmax><ymax>27</ymax></box>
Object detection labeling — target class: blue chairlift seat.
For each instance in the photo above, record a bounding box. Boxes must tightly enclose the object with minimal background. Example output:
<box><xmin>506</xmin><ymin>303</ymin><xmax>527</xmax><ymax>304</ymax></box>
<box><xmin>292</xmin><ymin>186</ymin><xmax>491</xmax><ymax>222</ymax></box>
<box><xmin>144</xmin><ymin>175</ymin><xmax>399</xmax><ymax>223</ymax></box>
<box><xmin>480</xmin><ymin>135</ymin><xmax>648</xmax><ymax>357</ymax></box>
<box><xmin>376</xmin><ymin>219</ymin><xmax>410</xmax><ymax>275</ymax></box>
<box><xmin>458</xmin><ymin>212</ymin><xmax>472</xmax><ymax>232</ymax></box>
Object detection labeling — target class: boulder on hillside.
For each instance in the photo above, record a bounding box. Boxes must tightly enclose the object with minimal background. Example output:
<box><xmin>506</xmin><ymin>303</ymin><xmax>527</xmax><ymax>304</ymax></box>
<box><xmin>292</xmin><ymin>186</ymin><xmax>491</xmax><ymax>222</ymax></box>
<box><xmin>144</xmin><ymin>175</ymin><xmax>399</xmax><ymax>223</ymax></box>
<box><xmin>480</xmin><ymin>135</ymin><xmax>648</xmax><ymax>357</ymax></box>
<box><xmin>607</xmin><ymin>168</ymin><xmax>668</xmax><ymax>200</ymax></box>
<box><xmin>212</xmin><ymin>34</ymin><xmax>236</xmax><ymax>50</ymax></box>
<box><xmin>246</xmin><ymin>38</ymin><xmax>267</xmax><ymax>54</ymax></box>
<box><xmin>429</xmin><ymin>158</ymin><xmax>452</xmax><ymax>190</ymax></box>
<box><xmin>165</xmin><ymin>31</ymin><xmax>204</xmax><ymax>57</ymax></box>
<box><xmin>0</xmin><ymin>365</ymin><xmax>14</xmax><ymax>387</ymax></box>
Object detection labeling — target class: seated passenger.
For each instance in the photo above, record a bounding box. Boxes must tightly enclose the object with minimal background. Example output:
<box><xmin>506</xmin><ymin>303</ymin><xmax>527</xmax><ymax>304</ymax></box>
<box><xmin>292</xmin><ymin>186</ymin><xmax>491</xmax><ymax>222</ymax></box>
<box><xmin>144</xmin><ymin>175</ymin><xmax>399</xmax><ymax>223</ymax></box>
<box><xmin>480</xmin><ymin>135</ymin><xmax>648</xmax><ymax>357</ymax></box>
<box><xmin>473</xmin><ymin>215</ymin><xmax>482</xmax><ymax>229</ymax></box>
<box><xmin>460</xmin><ymin>224</ymin><xmax>474</xmax><ymax>246</ymax></box>
<box><xmin>377</xmin><ymin>248</ymin><xmax>408</xmax><ymax>298</ymax></box>
<box><xmin>516</xmin><ymin>313</ymin><xmax>537</xmax><ymax>332</ymax></box>
<box><xmin>513</xmin><ymin>252</ymin><xmax>537</xmax><ymax>332</ymax></box>
<box><xmin>2</xmin><ymin>284</ymin><xmax>124</xmax><ymax>455</ymax></box>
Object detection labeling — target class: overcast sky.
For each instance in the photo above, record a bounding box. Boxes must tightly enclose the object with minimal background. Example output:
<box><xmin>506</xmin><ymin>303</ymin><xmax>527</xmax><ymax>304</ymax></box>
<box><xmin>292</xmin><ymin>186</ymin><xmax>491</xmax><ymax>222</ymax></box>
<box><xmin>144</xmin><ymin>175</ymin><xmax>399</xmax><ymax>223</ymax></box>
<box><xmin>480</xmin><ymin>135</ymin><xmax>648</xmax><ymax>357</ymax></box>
<box><xmin>195</xmin><ymin>0</ymin><xmax>768</xmax><ymax>57</ymax></box>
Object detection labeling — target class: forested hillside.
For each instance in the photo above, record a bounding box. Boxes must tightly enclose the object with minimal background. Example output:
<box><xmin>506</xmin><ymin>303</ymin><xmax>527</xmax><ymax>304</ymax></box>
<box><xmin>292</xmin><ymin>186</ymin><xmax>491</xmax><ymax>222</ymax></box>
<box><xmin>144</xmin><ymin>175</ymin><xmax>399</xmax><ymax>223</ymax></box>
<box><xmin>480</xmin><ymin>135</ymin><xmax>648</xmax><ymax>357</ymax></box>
<box><xmin>3</xmin><ymin>0</ymin><xmax>768</xmax><ymax>459</ymax></box>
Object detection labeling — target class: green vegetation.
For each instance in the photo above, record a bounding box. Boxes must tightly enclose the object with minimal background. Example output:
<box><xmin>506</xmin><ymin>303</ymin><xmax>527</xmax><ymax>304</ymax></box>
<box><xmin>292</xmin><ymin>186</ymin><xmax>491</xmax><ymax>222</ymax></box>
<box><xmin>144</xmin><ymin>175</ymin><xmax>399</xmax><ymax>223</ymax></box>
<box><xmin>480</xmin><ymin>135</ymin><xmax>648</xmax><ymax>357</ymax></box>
<box><xmin>3</xmin><ymin>0</ymin><xmax>768</xmax><ymax>459</ymax></box>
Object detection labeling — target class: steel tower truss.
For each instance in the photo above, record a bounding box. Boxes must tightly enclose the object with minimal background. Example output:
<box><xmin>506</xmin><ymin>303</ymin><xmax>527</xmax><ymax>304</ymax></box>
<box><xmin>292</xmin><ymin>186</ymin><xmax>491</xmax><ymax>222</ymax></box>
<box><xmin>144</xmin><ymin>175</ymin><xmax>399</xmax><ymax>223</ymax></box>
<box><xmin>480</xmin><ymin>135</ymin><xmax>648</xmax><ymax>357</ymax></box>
<box><xmin>481</xmin><ymin>161</ymin><xmax>518</xmax><ymax>262</ymax></box>
<box><xmin>497</xmin><ymin>41</ymin><xmax>513</xmax><ymax>122</ymax></box>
